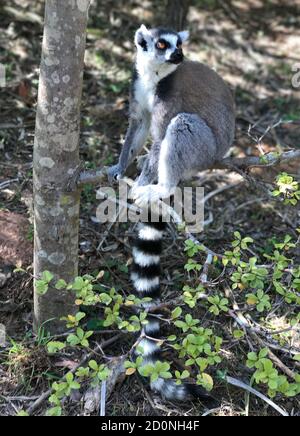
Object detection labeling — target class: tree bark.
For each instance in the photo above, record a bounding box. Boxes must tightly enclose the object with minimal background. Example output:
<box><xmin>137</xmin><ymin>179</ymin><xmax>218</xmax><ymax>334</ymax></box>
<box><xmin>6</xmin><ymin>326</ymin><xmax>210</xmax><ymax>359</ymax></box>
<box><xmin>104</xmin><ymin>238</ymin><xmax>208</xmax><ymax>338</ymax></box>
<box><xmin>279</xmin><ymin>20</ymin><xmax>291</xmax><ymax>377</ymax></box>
<box><xmin>33</xmin><ymin>0</ymin><xmax>90</xmax><ymax>333</ymax></box>
<box><xmin>166</xmin><ymin>0</ymin><xmax>192</xmax><ymax>30</ymax></box>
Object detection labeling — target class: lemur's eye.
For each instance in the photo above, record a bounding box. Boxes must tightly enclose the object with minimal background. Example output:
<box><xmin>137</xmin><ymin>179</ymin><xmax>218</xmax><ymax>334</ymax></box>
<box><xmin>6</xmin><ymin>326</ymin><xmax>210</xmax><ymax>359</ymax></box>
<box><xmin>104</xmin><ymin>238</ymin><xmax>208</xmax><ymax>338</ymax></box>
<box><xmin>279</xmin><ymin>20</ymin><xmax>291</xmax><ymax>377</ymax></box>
<box><xmin>156</xmin><ymin>40</ymin><xmax>167</xmax><ymax>50</ymax></box>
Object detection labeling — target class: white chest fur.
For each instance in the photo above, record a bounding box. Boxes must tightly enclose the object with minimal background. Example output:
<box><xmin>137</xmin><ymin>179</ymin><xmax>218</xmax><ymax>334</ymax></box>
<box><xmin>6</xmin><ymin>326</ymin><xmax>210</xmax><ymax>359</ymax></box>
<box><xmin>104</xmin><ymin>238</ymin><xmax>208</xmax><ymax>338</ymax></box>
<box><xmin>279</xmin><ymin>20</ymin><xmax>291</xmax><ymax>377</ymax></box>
<box><xmin>134</xmin><ymin>74</ymin><xmax>156</xmax><ymax>112</ymax></box>
<box><xmin>134</xmin><ymin>58</ymin><xmax>178</xmax><ymax>113</ymax></box>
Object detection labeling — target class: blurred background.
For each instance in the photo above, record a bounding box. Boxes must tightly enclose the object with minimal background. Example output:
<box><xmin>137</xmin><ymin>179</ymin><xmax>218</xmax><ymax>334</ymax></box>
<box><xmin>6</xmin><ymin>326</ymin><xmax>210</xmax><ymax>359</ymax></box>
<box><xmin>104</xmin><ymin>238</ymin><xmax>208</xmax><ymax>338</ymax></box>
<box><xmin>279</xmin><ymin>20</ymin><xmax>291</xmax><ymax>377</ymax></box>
<box><xmin>0</xmin><ymin>0</ymin><xmax>299</xmax><ymax>416</ymax></box>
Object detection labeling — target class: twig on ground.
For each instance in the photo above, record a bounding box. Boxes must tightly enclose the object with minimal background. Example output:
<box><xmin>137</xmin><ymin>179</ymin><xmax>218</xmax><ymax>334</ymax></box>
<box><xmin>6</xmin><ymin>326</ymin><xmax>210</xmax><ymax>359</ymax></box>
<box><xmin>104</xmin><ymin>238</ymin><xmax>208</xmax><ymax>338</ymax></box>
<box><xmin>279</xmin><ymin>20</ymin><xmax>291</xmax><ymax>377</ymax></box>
<box><xmin>0</xmin><ymin>395</ymin><xmax>40</xmax><ymax>402</ymax></box>
<box><xmin>105</xmin><ymin>356</ymin><xmax>127</xmax><ymax>401</ymax></box>
<box><xmin>100</xmin><ymin>381</ymin><xmax>107</xmax><ymax>417</ymax></box>
<box><xmin>200</xmin><ymin>253</ymin><xmax>214</xmax><ymax>284</ymax></box>
<box><xmin>225</xmin><ymin>376</ymin><xmax>289</xmax><ymax>417</ymax></box>
<box><xmin>201</xmin><ymin>407</ymin><xmax>222</xmax><ymax>417</ymax></box>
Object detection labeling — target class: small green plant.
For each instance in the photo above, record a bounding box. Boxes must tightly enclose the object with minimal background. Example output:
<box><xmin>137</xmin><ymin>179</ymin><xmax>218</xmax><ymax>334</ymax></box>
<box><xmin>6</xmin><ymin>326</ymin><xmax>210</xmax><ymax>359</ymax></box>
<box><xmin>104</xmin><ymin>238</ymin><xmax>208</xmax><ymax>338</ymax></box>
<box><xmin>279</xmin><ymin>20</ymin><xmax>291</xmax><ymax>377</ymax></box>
<box><xmin>247</xmin><ymin>349</ymin><xmax>300</xmax><ymax>398</ymax></box>
<box><xmin>174</xmin><ymin>370</ymin><xmax>190</xmax><ymax>385</ymax></box>
<box><xmin>174</xmin><ymin>314</ymin><xmax>200</xmax><ymax>333</ymax></box>
<box><xmin>173</xmin><ymin>327</ymin><xmax>222</xmax><ymax>373</ymax></box>
<box><xmin>184</xmin><ymin>240</ymin><xmax>206</xmax><ymax>257</ymax></box>
<box><xmin>197</xmin><ymin>372</ymin><xmax>214</xmax><ymax>392</ymax></box>
<box><xmin>48</xmin><ymin>373</ymin><xmax>81</xmax><ymax>416</ymax></box>
<box><xmin>207</xmin><ymin>295</ymin><xmax>229</xmax><ymax>316</ymax></box>
<box><xmin>124</xmin><ymin>357</ymin><xmax>144</xmax><ymax>376</ymax></box>
<box><xmin>67</xmin><ymin>328</ymin><xmax>93</xmax><ymax>348</ymax></box>
<box><xmin>182</xmin><ymin>285</ymin><xmax>206</xmax><ymax>308</ymax></box>
<box><xmin>272</xmin><ymin>173</ymin><xmax>300</xmax><ymax>206</ymax></box>
<box><xmin>47</xmin><ymin>341</ymin><xmax>66</xmax><ymax>355</ymax></box>
<box><xmin>231</xmin><ymin>257</ymin><xmax>269</xmax><ymax>291</ymax></box>
<box><xmin>184</xmin><ymin>258</ymin><xmax>202</xmax><ymax>273</ymax></box>
<box><xmin>138</xmin><ymin>361</ymin><xmax>172</xmax><ymax>383</ymax></box>
<box><xmin>246</xmin><ymin>290</ymin><xmax>271</xmax><ymax>312</ymax></box>
<box><xmin>61</xmin><ymin>312</ymin><xmax>86</xmax><ymax>328</ymax></box>
<box><xmin>17</xmin><ymin>410</ymin><xmax>30</xmax><ymax>417</ymax></box>
<box><xmin>223</xmin><ymin>232</ymin><xmax>254</xmax><ymax>267</ymax></box>
<box><xmin>88</xmin><ymin>360</ymin><xmax>110</xmax><ymax>387</ymax></box>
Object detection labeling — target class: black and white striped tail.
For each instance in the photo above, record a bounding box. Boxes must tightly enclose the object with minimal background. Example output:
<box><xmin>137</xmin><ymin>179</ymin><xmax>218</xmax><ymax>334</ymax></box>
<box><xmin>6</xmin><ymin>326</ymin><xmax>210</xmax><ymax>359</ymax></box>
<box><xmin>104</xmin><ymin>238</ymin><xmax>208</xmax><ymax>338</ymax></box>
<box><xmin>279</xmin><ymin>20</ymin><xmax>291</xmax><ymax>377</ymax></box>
<box><xmin>131</xmin><ymin>219</ymin><xmax>213</xmax><ymax>402</ymax></box>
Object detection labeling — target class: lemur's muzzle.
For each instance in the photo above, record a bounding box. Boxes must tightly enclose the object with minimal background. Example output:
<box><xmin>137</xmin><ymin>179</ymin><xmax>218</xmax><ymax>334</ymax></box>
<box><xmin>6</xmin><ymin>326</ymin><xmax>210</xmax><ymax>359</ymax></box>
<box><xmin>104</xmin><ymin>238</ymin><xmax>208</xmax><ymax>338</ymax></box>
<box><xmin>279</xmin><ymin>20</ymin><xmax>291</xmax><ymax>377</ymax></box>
<box><xmin>168</xmin><ymin>49</ymin><xmax>184</xmax><ymax>64</ymax></box>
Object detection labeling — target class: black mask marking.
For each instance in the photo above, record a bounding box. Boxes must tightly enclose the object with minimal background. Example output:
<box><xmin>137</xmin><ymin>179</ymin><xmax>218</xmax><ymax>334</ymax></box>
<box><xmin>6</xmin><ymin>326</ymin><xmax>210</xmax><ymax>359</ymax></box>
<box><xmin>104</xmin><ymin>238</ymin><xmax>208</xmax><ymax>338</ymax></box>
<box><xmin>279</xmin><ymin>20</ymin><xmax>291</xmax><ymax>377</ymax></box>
<box><xmin>137</xmin><ymin>32</ymin><xmax>148</xmax><ymax>51</ymax></box>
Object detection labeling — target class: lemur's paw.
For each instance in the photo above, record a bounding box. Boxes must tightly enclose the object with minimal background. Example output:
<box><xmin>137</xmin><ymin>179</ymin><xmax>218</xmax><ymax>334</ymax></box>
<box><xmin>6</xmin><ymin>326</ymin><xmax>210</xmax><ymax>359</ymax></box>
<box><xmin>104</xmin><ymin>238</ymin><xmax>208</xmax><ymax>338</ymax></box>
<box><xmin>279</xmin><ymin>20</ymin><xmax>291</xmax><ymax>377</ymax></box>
<box><xmin>107</xmin><ymin>164</ymin><xmax>123</xmax><ymax>184</ymax></box>
<box><xmin>131</xmin><ymin>184</ymin><xmax>172</xmax><ymax>207</ymax></box>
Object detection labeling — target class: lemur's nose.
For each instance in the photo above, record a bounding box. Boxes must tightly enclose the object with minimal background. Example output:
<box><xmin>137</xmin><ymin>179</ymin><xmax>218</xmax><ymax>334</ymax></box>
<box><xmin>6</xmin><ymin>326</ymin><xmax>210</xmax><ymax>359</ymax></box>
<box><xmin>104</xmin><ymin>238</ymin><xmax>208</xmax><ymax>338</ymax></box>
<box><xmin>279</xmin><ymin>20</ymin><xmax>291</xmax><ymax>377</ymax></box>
<box><xmin>170</xmin><ymin>49</ymin><xmax>184</xmax><ymax>64</ymax></box>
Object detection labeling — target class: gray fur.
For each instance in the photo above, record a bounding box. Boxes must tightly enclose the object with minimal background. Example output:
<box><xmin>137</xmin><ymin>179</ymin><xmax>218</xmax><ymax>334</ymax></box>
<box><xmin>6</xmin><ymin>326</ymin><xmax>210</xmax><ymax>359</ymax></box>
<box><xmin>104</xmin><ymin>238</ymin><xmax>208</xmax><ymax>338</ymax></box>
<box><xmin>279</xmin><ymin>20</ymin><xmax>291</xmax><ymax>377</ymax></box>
<box><xmin>108</xmin><ymin>25</ymin><xmax>235</xmax><ymax>204</ymax></box>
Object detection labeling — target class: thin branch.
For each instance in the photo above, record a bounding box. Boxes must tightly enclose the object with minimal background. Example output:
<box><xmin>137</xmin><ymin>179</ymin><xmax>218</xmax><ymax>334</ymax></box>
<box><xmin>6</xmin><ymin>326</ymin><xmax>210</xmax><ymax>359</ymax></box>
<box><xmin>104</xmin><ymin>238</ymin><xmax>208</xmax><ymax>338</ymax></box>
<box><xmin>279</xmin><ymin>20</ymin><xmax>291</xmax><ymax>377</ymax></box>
<box><xmin>225</xmin><ymin>376</ymin><xmax>289</xmax><ymax>417</ymax></box>
<box><xmin>215</xmin><ymin>150</ymin><xmax>300</xmax><ymax>171</ymax></box>
<box><xmin>100</xmin><ymin>381</ymin><xmax>107</xmax><ymax>417</ymax></box>
<box><xmin>76</xmin><ymin>150</ymin><xmax>300</xmax><ymax>188</ymax></box>
<box><xmin>200</xmin><ymin>253</ymin><xmax>213</xmax><ymax>284</ymax></box>
<box><xmin>78</xmin><ymin>167</ymin><xmax>108</xmax><ymax>187</ymax></box>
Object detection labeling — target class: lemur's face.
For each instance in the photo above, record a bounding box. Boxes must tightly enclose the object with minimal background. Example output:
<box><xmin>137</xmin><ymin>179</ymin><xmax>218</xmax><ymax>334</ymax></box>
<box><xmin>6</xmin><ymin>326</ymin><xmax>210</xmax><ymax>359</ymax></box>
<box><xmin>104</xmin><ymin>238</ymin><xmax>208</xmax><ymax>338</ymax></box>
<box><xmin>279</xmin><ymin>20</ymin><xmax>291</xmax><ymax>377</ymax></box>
<box><xmin>135</xmin><ymin>25</ymin><xmax>189</xmax><ymax>67</ymax></box>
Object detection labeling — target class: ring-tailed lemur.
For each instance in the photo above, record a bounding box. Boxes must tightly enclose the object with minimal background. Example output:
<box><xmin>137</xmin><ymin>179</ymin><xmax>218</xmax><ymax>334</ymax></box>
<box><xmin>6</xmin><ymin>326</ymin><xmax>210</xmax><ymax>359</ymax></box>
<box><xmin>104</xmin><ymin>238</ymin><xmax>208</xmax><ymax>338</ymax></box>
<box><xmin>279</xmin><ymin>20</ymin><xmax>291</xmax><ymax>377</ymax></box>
<box><xmin>108</xmin><ymin>25</ymin><xmax>235</xmax><ymax>401</ymax></box>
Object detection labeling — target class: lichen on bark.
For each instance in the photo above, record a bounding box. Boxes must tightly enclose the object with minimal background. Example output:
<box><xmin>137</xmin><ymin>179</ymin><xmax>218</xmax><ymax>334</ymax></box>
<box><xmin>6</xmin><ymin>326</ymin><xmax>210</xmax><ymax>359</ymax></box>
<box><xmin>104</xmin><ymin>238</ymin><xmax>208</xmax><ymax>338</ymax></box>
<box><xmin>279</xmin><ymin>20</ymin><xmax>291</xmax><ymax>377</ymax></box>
<box><xmin>33</xmin><ymin>0</ymin><xmax>90</xmax><ymax>333</ymax></box>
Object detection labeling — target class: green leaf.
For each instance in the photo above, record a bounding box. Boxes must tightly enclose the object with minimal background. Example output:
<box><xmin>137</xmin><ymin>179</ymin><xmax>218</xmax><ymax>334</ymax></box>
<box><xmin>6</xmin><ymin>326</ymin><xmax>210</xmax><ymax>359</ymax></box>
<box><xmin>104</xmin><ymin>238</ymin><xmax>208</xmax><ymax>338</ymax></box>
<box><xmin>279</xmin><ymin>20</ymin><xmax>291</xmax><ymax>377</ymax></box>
<box><xmin>233</xmin><ymin>330</ymin><xmax>245</xmax><ymax>340</ymax></box>
<box><xmin>183</xmin><ymin>370</ymin><xmax>190</xmax><ymax>379</ymax></box>
<box><xmin>73</xmin><ymin>277</ymin><xmax>85</xmax><ymax>291</ymax></box>
<box><xmin>36</xmin><ymin>280</ymin><xmax>49</xmax><ymax>296</ymax></box>
<box><xmin>248</xmin><ymin>352</ymin><xmax>258</xmax><ymax>362</ymax></box>
<box><xmin>172</xmin><ymin>307</ymin><xmax>182</xmax><ymax>319</ymax></box>
<box><xmin>76</xmin><ymin>367</ymin><xmax>90</xmax><ymax>378</ymax></box>
<box><xmin>42</xmin><ymin>271</ymin><xmax>54</xmax><ymax>284</ymax></box>
<box><xmin>67</xmin><ymin>334</ymin><xmax>80</xmax><ymax>346</ymax></box>
<box><xmin>89</xmin><ymin>360</ymin><xmax>98</xmax><ymax>371</ymax></box>
<box><xmin>259</xmin><ymin>348</ymin><xmax>269</xmax><ymax>359</ymax></box>
<box><xmin>70</xmin><ymin>382</ymin><xmax>81</xmax><ymax>390</ymax></box>
<box><xmin>66</xmin><ymin>373</ymin><xmax>74</xmax><ymax>384</ymax></box>
<box><xmin>160</xmin><ymin>371</ymin><xmax>172</xmax><ymax>379</ymax></box>
<box><xmin>47</xmin><ymin>341</ymin><xmax>66</xmax><ymax>354</ymax></box>
<box><xmin>268</xmin><ymin>380</ymin><xmax>278</xmax><ymax>390</ymax></box>
<box><xmin>55</xmin><ymin>279</ymin><xmax>67</xmax><ymax>290</ymax></box>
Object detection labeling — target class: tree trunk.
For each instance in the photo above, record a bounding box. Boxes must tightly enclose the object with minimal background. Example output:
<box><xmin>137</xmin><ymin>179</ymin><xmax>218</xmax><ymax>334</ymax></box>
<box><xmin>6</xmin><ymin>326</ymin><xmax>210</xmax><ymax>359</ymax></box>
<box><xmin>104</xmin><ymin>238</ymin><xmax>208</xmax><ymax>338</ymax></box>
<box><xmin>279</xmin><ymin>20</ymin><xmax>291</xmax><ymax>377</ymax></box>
<box><xmin>167</xmin><ymin>0</ymin><xmax>191</xmax><ymax>30</ymax></box>
<box><xmin>33</xmin><ymin>0</ymin><xmax>90</xmax><ymax>333</ymax></box>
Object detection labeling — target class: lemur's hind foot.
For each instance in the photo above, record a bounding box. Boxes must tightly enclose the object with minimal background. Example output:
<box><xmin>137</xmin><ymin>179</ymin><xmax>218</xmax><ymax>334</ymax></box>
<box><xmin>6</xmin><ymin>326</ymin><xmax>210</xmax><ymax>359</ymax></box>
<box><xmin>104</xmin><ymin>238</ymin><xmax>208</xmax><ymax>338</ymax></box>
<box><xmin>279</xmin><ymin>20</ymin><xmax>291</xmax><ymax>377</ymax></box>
<box><xmin>130</xmin><ymin>184</ymin><xmax>175</xmax><ymax>207</ymax></box>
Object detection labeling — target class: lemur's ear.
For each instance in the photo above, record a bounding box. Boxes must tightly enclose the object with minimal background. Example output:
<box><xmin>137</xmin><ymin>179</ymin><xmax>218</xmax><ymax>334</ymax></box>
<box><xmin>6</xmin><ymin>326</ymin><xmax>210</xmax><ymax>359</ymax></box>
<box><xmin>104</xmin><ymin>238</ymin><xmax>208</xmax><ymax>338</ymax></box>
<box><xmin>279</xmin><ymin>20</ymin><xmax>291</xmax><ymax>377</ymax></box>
<box><xmin>178</xmin><ymin>30</ymin><xmax>190</xmax><ymax>43</ymax></box>
<box><xmin>135</xmin><ymin>24</ymin><xmax>151</xmax><ymax>50</ymax></box>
